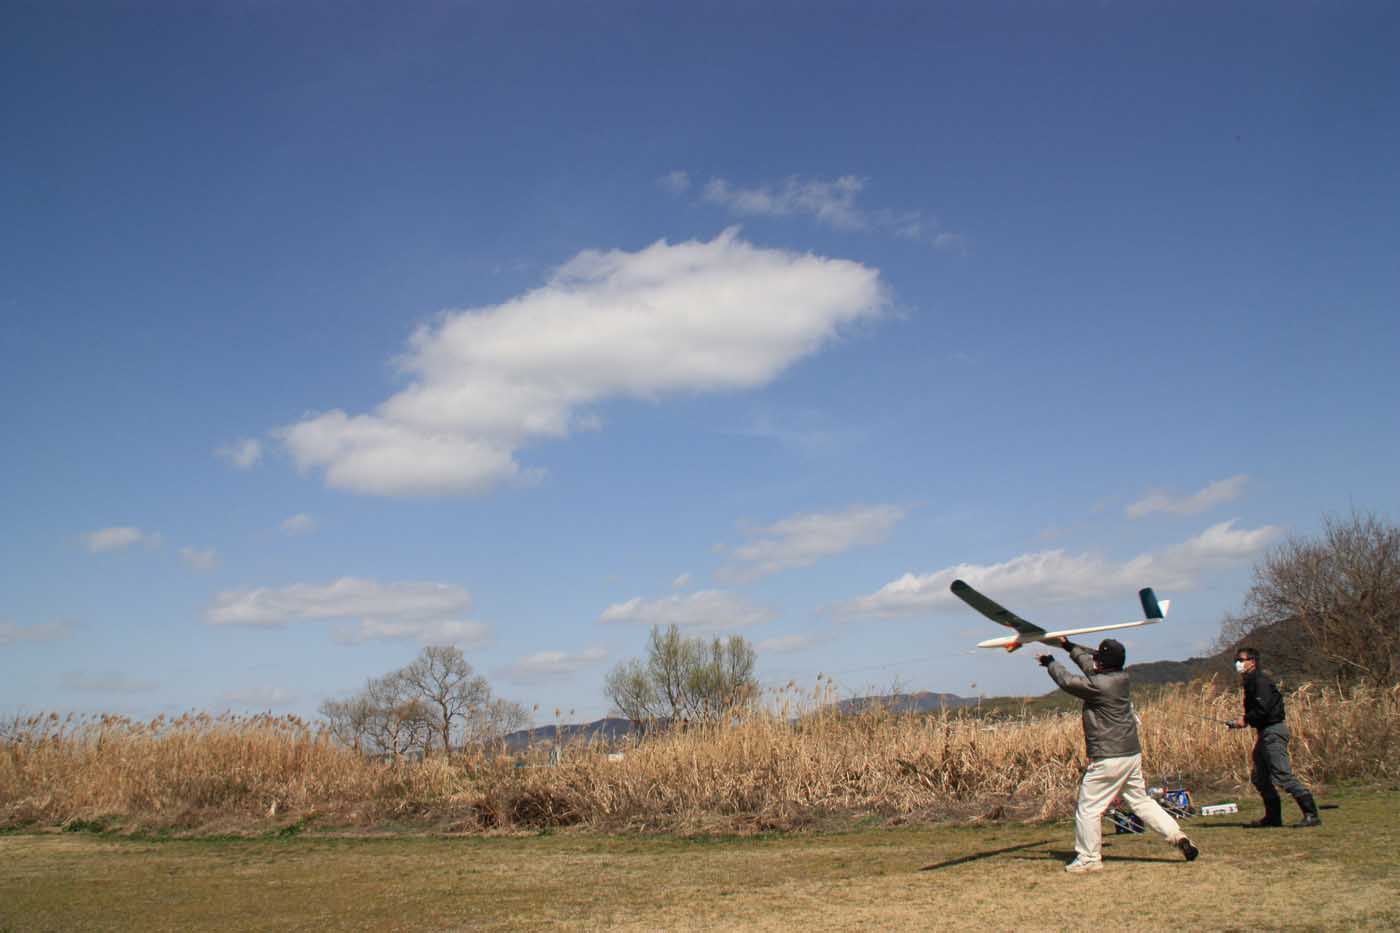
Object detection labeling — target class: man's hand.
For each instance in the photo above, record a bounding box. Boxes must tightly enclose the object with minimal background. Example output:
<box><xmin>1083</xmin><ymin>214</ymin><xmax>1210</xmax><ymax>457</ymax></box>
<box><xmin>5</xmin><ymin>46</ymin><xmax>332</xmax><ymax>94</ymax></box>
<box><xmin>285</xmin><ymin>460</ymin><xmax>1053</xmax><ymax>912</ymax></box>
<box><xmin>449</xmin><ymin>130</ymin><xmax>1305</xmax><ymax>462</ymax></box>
<box><xmin>1057</xmin><ymin>637</ymin><xmax>1071</xmax><ymax>650</ymax></box>
<box><xmin>1037</xmin><ymin>654</ymin><xmax>1054</xmax><ymax>667</ymax></box>
<box><xmin>1229</xmin><ymin>716</ymin><xmax>1246</xmax><ymax>729</ymax></box>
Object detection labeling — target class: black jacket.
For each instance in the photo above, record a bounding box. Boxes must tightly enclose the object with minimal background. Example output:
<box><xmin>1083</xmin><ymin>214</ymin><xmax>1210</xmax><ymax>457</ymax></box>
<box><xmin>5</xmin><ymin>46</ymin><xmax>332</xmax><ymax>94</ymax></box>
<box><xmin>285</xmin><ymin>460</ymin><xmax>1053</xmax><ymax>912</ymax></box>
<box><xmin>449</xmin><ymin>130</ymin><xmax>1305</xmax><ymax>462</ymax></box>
<box><xmin>1242</xmin><ymin>669</ymin><xmax>1287</xmax><ymax>729</ymax></box>
<box><xmin>1047</xmin><ymin>644</ymin><xmax>1142</xmax><ymax>759</ymax></box>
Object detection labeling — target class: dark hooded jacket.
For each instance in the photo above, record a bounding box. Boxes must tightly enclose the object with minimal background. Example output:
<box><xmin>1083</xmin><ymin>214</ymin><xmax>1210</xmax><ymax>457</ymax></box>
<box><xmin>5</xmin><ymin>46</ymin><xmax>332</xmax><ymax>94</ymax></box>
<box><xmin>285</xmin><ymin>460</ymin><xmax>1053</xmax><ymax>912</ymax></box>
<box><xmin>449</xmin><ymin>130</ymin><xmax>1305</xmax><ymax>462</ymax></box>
<box><xmin>1047</xmin><ymin>644</ymin><xmax>1142</xmax><ymax>759</ymax></box>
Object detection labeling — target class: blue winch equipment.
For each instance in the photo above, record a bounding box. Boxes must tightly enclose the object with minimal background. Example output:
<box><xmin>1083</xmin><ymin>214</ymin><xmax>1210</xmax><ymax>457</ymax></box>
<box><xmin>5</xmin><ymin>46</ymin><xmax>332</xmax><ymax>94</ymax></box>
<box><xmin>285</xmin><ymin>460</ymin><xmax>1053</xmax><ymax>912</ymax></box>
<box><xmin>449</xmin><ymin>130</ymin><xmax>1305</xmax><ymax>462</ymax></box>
<box><xmin>1107</xmin><ymin>785</ymin><xmax>1194</xmax><ymax>833</ymax></box>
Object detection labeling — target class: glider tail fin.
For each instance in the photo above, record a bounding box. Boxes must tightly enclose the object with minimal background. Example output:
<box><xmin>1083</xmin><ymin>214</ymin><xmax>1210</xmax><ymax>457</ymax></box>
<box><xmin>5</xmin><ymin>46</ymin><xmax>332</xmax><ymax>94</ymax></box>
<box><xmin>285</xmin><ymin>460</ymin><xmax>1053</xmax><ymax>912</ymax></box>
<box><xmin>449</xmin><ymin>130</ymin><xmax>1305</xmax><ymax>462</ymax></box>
<box><xmin>1139</xmin><ymin>587</ymin><xmax>1169</xmax><ymax>620</ymax></box>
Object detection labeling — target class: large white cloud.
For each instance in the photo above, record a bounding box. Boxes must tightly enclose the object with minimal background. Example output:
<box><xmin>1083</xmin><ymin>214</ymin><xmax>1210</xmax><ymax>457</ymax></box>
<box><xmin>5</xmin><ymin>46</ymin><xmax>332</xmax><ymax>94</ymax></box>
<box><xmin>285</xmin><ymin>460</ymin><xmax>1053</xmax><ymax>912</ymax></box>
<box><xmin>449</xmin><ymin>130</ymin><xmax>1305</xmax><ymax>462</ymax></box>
<box><xmin>599</xmin><ymin>590</ymin><xmax>777</xmax><ymax>631</ymax></box>
<box><xmin>278</xmin><ymin>229</ymin><xmax>885</xmax><ymax>496</ymax></box>
<box><xmin>1127</xmin><ymin>475</ymin><xmax>1249</xmax><ymax>519</ymax></box>
<box><xmin>838</xmin><ymin>520</ymin><xmax>1280</xmax><ymax>619</ymax></box>
<box><xmin>205</xmin><ymin>577</ymin><xmax>489</xmax><ymax>646</ymax></box>
<box><xmin>719</xmin><ymin>504</ymin><xmax>905</xmax><ymax>581</ymax></box>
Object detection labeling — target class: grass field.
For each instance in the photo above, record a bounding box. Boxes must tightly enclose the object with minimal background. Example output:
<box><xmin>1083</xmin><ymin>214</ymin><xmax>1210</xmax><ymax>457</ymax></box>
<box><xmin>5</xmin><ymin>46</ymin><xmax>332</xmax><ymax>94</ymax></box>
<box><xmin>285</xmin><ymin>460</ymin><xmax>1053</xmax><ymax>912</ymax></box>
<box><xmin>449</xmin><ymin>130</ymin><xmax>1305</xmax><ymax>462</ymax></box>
<box><xmin>2</xmin><ymin>786</ymin><xmax>1396</xmax><ymax>932</ymax></box>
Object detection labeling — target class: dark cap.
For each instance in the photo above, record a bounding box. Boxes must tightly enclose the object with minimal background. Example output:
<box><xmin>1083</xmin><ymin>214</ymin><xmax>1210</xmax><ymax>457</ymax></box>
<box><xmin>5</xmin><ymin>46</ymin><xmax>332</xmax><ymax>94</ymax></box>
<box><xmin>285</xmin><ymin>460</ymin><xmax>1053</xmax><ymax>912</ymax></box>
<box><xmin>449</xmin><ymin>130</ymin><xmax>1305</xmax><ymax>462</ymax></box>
<box><xmin>1095</xmin><ymin>638</ymin><xmax>1126</xmax><ymax>671</ymax></box>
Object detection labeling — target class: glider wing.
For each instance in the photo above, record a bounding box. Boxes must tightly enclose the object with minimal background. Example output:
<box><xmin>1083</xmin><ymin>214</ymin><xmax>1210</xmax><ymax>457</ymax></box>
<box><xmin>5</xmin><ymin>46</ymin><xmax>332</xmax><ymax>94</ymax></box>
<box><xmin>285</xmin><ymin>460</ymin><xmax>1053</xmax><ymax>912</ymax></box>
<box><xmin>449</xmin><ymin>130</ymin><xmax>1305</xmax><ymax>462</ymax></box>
<box><xmin>950</xmin><ymin>580</ymin><xmax>1045</xmax><ymax>638</ymax></box>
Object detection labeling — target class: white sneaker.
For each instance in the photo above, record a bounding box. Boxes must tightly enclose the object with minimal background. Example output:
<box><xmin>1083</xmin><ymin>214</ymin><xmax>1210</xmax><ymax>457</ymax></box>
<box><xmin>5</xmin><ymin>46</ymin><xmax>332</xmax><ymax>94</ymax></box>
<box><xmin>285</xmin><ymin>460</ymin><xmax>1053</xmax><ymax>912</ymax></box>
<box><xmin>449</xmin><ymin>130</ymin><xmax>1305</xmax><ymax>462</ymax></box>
<box><xmin>1065</xmin><ymin>858</ymin><xmax>1103</xmax><ymax>874</ymax></box>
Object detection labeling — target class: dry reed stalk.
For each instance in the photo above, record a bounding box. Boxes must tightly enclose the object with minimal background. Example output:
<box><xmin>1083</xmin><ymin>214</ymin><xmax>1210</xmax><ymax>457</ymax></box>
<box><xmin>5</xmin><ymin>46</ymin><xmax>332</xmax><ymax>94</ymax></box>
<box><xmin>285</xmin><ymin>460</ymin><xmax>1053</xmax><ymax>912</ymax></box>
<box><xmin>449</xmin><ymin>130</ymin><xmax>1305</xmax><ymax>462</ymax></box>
<box><xmin>3</xmin><ymin>683</ymin><xmax>1395</xmax><ymax>835</ymax></box>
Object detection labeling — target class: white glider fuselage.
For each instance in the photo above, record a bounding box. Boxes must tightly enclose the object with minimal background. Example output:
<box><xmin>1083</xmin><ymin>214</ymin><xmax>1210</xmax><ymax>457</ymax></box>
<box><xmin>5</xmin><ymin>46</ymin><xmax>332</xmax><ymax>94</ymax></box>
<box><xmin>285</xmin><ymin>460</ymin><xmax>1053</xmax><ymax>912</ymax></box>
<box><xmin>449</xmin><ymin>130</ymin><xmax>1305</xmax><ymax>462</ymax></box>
<box><xmin>975</xmin><ymin>611</ymin><xmax>1168</xmax><ymax>651</ymax></box>
<box><xmin>950</xmin><ymin>578</ymin><xmax>1170</xmax><ymax>653</ymax></box>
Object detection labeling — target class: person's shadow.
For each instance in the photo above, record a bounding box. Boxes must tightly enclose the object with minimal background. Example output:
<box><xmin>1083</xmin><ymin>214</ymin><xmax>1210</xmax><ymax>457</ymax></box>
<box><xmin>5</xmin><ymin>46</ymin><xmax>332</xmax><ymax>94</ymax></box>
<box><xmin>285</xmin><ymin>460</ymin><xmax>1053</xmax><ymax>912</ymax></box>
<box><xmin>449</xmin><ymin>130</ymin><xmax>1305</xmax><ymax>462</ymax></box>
<box><xmin>919</xmin><ymin>839</ymin><xmax>1055</xmax><ymax>872</ymax></box>
<box><xmin>1010</xmin><ymin>845</ymin><xmax>1180</xmax><ymax>865</ymax></box>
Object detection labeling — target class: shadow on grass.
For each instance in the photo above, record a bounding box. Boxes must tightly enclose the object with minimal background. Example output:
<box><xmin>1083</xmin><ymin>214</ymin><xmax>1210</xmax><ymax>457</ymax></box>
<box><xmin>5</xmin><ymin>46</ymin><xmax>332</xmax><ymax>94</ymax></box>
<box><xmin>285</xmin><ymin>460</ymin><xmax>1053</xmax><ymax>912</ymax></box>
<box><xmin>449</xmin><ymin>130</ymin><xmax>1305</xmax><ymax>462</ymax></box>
<box><xmin>919</xmin><ymin>839</ymin><xmax>1054</xmax><ymax>872</ymax></box>
<box><xmin>1011</xmin><ymin>848</ymin><xmax>1182</xmax><ymax>865</ymax></box>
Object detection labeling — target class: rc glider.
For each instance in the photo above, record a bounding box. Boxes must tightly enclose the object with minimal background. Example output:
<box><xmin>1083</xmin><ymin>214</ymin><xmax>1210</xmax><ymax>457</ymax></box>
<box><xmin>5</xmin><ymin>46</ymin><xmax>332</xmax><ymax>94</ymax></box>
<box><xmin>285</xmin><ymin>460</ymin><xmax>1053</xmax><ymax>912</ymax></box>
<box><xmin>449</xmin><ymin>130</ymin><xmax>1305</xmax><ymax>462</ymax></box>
<box><xmin>950</xmin><ymin>580</ymin><xmax>1169</xmax><ymax>652</ymax></box>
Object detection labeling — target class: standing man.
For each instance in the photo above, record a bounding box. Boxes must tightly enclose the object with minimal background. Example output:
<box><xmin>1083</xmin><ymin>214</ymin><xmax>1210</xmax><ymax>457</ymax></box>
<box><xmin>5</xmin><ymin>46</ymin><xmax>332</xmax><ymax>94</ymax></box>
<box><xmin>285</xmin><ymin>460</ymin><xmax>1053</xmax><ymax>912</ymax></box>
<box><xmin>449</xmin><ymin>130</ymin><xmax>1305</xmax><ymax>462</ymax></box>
<box><xmin>1040</xmin><ymin>637</ymin><xmax>1199</xmax><ymax>873</ymax></box>
<box><xmin>1230</xmin><ymin>646</ymin><xmax>1321</xmax><ymax>827</ymax></box>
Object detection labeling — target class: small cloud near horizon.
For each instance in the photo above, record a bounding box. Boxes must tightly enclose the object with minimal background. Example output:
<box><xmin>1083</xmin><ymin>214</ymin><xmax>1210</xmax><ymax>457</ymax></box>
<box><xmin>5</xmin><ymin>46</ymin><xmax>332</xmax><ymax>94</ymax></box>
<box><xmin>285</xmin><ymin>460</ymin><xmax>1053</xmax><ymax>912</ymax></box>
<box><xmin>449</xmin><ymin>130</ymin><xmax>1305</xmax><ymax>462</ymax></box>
<box><xmin>280</xmin><ymin>513</ymin><xmax>317</xmax><ymax>535</ymax></box>
<box><xmin>216</xmin><ymin>438</ymin><xmax>263</xmax><ymax>470</ymax></box>
<box><xmin>1127</xmin><ymin>475</ymin><xmax>1249</xmax><ymax>519</ymax></box>
<box><xmin>81</xmin><ymin>526</ymin><xmax>161</xmax><ymax>553</ymax></box>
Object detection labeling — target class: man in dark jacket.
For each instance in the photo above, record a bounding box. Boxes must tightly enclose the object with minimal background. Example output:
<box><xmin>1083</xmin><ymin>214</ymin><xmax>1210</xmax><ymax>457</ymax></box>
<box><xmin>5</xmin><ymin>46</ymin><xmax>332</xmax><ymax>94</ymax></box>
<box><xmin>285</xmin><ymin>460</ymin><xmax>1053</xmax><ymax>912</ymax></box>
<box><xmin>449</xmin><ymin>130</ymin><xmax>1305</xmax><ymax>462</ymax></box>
<box><xmin>1230</xmin><ymin>646</ymin><xmax>1321</xmax><ymax>827</ymax></box>
<box><xmin>1041</xmin><ymin>637</ymin><xmax>1199</xmax><ymax>873</ymax></box>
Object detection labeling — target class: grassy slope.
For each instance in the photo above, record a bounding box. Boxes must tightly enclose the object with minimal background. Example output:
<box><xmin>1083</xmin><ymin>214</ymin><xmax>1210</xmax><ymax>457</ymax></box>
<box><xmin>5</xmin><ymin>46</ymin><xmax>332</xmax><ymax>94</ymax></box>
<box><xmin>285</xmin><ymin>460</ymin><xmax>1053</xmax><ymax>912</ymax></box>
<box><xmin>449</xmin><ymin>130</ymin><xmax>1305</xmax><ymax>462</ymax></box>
<box><xmin>1</xmin><ymin>787</ymin><xmax>1396</xmax><ymax>932</ymax></box>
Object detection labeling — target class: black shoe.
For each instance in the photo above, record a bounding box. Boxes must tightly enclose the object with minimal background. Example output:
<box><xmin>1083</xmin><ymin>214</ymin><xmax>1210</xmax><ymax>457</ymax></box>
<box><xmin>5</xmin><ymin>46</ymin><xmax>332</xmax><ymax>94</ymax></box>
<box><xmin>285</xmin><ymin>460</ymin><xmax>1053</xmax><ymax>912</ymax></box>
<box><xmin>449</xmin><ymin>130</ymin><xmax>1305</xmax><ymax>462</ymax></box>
<box><xmin>1245</xmin><ymin>817</ymin><xmax>1282</xmax><ymax>828</ymax></box>
<box><xmin>1176</xmin><ymin>837</ymin><xmax>1199</xmax><ymax>861</ymax></box>
<box><xmin>1294</xmin><ymin>813</ymin><xmax>1322</xmax><ymax>828</ymax></box>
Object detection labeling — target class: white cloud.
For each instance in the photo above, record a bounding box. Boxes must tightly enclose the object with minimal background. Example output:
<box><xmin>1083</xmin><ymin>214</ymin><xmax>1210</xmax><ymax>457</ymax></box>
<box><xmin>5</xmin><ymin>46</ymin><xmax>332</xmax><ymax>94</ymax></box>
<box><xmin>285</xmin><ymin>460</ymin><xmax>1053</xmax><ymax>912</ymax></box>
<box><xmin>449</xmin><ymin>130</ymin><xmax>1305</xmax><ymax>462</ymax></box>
<box><xmin>81</xmin><ymin>526</ymin><xmax>161</xmax><ymax>553</ymax></box>
<box><xmin>278</xmin><ymin>229</ymin><xmax>885</xmax><ymax>497</ymax></box>
<box><xmin>719</xmin><ymin>504</ymin><xmax>905</xmax><ymax>581</ymax></box>
<box><xmin>672</xmin><ymin>573</ymin><xmax>692</xmax><ymax>589</ymax></box>
<box><xmin>219</xmin><ymin>686</ymin><xmax>298</xmax><ymax>708</ymax></box>
<box><xmin>599</xmin><ymin>590</ymin><xmax>777</xmax><ymax>631</ymax></box>
<box><xmin>279</xmin><ymin>513</ymin><xmax>317</xmax><ymax>535</ymax></box>
<box><xmin>659</xmin><ymin>169</ymin><xmax>691</xmax><ymax>193</ymax></box>
<box><xmin>703</xmin><ymin>175</ymin><xmax>870</xmax><ymax>231</ymax></box>
<box><xmin>756</xmin><ymin>632</ymin><xmax>831</xmax><ymax>654</ymax></box>
<box><xmin>839</xmin><ymin>520</ymin><xmax>1281</xmax><ymax>619</ymax></box>
<box><xmin>205</xmin><ymin>577</ymin><xmax>489</xmax><ymax>646</ymax></box>
<box><xmin>62</xmin><ymin>671</ymin><xmax>159</xmax><ymax>693</ymax></box>
<box><xmin>0</xmin><ymin>619</ymin><xmax>74</xmax><ymax>645</ymax></box>
<box><xmin>1127</xmin><ymin>475</ymin><xmax>1250</xmax><ymax>519</ymax></box>
<box><xmin>694</xmin><ymin>174</ymin><xmax>966</xmax><ymax>250</ymax></box>
<box><xmin>501</xmin><ymin>646</ymin><xmax>608</xmax><ymax>683</ymax></box>
<box><xmin>216</xmin><ymin>438</ymin><xmax>263</xmax><ymax>470</ymax></box>
<box><xmin>180</xmin><ymin>547</ymin><xmax>219</xmax><ymax>571</ymax></box>
<box><xmin>333</xmin><ymin>618</ymin><xmax>490</xmax><ymax>647</ymax></box>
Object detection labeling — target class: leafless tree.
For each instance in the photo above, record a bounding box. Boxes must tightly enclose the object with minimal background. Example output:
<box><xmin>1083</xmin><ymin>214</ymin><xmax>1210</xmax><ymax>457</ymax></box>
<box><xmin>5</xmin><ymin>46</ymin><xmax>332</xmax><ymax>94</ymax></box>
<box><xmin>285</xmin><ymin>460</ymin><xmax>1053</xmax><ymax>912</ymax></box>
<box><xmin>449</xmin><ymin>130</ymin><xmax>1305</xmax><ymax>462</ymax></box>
<box><xmin>604</xmin><ymin>657</ymin><xmax>659</xmax><ymax>724</ymax></box>
<box><xmin>318</xmin><ymin>694</ymin><xmax>373</xmax><ymax>754</ymax></box>
<box><xmin>1223</xmin><ymin>511</ymin><xmax>1400</xmax><ymax>687</ymax></box>
<box><xmin>604</xmin><ymin>625</ymin><xmax>759</xmax><ymax>726</ymax></box>
<box><xmin>363</xmin><ymin>672</ymin><xmax>433</xmax><ymax>760</ymax></box>
<box><xmin>398</xmin><ymin>645</ymin><xmax>492</xmax><ymax>756</ymax></box>
<box><xmin>322</xmin><ymin>646</ymin><xmax>529</xmax><ymax>757</ymax></box>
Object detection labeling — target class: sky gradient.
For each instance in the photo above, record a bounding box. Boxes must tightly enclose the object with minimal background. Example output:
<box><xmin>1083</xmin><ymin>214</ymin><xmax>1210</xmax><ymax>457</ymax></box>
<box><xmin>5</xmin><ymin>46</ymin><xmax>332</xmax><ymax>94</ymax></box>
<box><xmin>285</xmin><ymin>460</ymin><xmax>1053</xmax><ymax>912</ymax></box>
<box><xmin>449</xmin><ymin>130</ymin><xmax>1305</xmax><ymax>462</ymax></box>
<box><xmin>4</xmin><ymin>1</ymin><xmax>1398</xmax><ymax>725</ymax></box>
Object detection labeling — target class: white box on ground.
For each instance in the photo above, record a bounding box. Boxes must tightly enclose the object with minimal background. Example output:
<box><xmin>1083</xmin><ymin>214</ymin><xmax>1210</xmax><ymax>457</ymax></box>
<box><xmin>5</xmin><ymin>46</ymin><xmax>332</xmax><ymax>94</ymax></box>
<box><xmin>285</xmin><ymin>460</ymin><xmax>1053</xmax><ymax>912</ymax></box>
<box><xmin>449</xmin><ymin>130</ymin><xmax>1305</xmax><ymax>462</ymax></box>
<box><xmin>1199</xmin><ymin>803</ymin><xmax>1239</xmax><ymax>816</ymax></box>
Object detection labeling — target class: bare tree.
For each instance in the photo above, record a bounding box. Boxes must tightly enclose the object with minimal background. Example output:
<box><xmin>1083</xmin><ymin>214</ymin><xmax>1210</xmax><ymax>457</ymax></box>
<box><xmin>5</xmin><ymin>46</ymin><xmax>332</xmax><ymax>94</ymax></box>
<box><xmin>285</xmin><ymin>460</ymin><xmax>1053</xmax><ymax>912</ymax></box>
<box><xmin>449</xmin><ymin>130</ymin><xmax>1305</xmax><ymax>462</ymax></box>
<box><xmin>318</xmin><ymin>694</ymin><xmax>373</xmax><ymax>754</ymax></box>
<box><xmin>398</xmin><ymin>645</ymin><xmax>491</xmax><ymax>756</ymax></box>
<box><xmin>1224</xmin><ymin>511</ymin><xmax>1400</xmax><ymax>687</ymax></box>
<box><xmin>363</xmin><ymin>672</ymin><xmax>433</xmax><ymax>760</ymax></box>
<box><xmin>604</xmin><ymin>657</ymin><xmax>660</xmax><ymax>724</ymax></box>
<box><xmin>687</xmin><ymin>635</ymin><xmax>757</xmax><ymax>721</ymax></box>
<box><xmin>462</xmin><ymin>697</ymin><xmax>531</xmax><ymax>752</ymax></box>
<box><xmin>604</xmin><ymin>625</ymin><xmax>759</xmax><ymax>726</ymax></box>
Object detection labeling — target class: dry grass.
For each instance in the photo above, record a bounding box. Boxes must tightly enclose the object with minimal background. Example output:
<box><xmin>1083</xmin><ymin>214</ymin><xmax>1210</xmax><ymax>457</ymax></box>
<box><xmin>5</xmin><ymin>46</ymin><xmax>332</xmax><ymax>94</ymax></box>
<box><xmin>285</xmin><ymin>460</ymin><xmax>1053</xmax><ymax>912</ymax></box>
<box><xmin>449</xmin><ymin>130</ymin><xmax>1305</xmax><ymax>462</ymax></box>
<box><xmin>3</xmin><ymin>788</ymin><xmax>1399</xmax><ymax>931</ymax></box>
<box><xmin>3</xmin><ymin>681</ymin><xmax>1396</xmax><ymax>836</ymax></box>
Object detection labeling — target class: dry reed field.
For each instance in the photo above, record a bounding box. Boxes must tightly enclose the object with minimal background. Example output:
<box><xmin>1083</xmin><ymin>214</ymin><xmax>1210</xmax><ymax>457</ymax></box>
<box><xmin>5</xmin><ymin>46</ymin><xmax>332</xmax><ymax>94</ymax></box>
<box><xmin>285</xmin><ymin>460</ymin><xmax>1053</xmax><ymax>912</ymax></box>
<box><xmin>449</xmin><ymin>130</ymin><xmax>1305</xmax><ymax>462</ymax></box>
<box><xmin>3</xmin><ymin>681</ymin><xmax>1397</xmax><ymax>837</ymax></box>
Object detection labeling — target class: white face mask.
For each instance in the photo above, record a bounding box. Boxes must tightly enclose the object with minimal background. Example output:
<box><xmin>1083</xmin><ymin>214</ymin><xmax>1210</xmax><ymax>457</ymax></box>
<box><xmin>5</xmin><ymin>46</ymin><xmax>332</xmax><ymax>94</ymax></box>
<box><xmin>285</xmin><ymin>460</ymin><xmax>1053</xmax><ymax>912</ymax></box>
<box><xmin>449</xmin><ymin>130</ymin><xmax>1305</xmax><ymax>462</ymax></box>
<box><xmin>1234</xmin><ymin>660</ymin><xmax>1247</xmax><ymax>674</ymax></box>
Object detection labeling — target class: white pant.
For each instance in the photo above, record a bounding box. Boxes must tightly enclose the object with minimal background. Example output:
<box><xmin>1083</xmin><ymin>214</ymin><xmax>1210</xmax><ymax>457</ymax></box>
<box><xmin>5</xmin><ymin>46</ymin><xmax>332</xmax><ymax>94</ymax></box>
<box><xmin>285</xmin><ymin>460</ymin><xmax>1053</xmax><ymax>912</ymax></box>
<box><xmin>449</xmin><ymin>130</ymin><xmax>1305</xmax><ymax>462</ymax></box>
<box><xmin>1074</xmin><ymin>753</ymin><xmax>1184</xmax><ymax>863</ymax></box>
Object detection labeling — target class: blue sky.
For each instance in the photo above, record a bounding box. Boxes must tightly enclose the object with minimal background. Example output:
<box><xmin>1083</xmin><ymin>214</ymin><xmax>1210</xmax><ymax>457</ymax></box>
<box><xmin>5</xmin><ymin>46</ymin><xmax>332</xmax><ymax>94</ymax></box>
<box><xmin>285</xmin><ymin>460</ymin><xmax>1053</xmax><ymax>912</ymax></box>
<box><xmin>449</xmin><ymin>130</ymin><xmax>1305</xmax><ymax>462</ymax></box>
<box><xmin>4</xmin><ymin>2</ymin><xmax>1397</xmax><ymax>725</ymax></box>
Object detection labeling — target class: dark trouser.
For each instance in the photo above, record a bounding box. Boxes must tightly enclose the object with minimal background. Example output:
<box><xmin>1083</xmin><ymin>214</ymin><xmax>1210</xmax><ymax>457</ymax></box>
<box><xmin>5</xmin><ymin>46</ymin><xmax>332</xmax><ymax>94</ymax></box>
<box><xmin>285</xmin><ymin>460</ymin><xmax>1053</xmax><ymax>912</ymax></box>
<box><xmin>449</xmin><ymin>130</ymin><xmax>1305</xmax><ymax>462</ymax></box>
<box><xmin>1251</xmin><ymin>724</ymin><xmax>1310</xmax><ymax>803</ymax></box>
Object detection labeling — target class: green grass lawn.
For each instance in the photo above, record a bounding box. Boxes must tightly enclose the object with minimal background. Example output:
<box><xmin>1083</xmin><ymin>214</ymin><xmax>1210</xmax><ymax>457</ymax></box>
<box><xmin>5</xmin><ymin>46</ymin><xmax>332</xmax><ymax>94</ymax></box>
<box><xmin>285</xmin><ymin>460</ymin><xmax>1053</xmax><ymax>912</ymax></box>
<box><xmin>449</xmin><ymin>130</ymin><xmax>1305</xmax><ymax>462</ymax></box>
<box><xmin>2</xmin><ymin>787</ymin><xmax>1396</xmax><ymax>931</ymax></box>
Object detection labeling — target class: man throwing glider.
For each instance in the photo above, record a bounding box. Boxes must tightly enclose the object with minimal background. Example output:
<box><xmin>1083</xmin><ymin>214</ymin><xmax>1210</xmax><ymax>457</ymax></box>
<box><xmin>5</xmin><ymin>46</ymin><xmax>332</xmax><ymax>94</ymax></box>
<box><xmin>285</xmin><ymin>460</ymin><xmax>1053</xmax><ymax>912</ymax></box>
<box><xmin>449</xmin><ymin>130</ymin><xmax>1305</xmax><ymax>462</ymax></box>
<box><xmin>1039</xmin><ymin>638</ymin><xmax>1199</xmax><ymax>873</ymax></box>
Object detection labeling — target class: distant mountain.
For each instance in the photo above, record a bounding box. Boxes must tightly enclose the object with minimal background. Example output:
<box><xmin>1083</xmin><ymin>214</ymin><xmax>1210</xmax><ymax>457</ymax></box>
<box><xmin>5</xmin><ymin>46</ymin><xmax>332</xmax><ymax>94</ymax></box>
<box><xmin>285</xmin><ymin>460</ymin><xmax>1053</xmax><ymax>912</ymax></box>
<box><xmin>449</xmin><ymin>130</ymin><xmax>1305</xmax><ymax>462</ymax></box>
<box><xmin>833</xmin><ymin>691</ymin><xmax>983</xmax><ymax>715</ymax></box>
<box><xmin>503</xmin><ymin>717</ymin><xmax>636</xmax><ymax>751</ymax></box>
